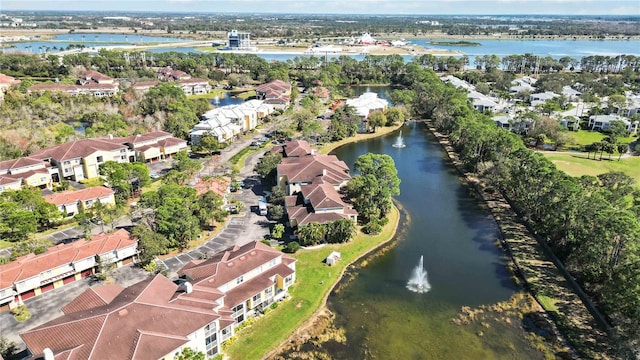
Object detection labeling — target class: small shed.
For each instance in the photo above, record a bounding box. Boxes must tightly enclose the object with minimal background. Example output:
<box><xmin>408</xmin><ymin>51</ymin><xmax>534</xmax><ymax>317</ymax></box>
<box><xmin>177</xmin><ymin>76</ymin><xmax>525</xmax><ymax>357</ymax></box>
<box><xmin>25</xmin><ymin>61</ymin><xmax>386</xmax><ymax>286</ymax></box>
<box><xmin>325</xmin><ymin>251</ymin><xmax>341</xmax><ymax>266</ymax></box>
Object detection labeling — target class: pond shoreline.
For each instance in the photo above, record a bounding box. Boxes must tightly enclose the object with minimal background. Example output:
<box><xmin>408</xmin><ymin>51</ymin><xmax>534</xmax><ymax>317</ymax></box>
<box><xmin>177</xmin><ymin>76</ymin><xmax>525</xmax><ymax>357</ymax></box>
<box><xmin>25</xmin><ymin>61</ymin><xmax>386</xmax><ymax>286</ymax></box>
<box><xmin>424</xmin><ymin>123</ymin><xmax>616</xmax><ymax>359</ymax></box>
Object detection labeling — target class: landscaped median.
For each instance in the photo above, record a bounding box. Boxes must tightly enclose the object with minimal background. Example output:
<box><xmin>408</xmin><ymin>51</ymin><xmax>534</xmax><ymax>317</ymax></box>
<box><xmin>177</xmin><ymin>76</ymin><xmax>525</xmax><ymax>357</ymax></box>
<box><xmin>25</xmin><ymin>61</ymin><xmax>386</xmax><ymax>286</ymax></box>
<box><xmin>224</xmin><ymin>205</ymin><xmax>400</xmax><ymax>360</ymax></box>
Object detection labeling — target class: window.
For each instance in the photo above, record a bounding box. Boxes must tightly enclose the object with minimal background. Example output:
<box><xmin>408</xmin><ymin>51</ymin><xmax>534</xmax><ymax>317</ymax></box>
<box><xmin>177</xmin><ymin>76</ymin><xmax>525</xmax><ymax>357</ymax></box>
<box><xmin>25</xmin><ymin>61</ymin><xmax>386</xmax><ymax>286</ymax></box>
<box><xmin>64</xmin><ymin>168</ymin><xmax>72</xmax><ymax>174</ymax></box>
<box><xmin>96</xmin><ymin>156</ymin><xmax>103</xmax><ymax>163</ymax></box>
<box><xmin>265</xmin><ymin>286</ymin><xmax>273</xmax><ymax>298</ymax></box>
<box><xmin>205</xmin><ymin>322</ymin><xmax>218</xmax><ymax>357</ymax></box>
<box><xmin>285</xmin><ymin>275</ymin><xmax>293</xmax><ymax>285</ymax></box>
<box><xmin>236</xmin><ymin>276</ymin><xmax>244</xmax><ymax>285</ymax></box>
<box><xmin>64</xmin><ymin>161</ymin><xmax>70</xmax><ymax>165</ymax></box>
<box><xmin>252</xmin><ymin>293</ymin><xmax>261</xmax><ymax>302</ymax></box>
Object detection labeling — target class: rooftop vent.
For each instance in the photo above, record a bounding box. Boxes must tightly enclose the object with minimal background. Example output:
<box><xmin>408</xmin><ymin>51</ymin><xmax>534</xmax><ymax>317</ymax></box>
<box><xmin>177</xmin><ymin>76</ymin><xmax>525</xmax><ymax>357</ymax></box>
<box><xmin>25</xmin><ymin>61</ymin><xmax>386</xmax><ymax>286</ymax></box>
<box><xmin>118</xmin><ymin>309</ymin><xmax>128</xmax><ymax>317</ymax></box>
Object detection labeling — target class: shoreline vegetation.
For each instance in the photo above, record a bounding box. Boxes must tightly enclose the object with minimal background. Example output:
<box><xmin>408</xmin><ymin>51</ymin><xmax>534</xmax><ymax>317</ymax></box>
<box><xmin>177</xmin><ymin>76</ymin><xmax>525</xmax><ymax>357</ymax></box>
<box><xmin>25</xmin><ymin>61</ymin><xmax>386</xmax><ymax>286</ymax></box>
<box><xmin>429</xmin><ymin>40</ymin><xmax>482</xmax><ymax>46</ymax></box>
<box><xmin>425</xmin><ymin>124</ymin><xmax>616</xmax><ymax>359</ymax></box>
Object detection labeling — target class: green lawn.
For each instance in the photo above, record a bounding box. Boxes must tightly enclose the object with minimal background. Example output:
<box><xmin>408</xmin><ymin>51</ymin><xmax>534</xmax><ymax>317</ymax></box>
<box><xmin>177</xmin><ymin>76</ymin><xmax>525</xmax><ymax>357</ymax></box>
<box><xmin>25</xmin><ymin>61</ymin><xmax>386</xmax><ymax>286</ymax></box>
<box><xmin>225</xmin><ymin>206</ymin><xmax>400</xmax><ymax>360</ymax></box>
<box><xmin>544</xmin><ymin>152</ymin><xmax>640</xmax><ymax>184</ymax></box>
<box><xmin>236</xmin><ymin>90</ymin><xmax>257</xmax><ymax>100</ymax></box>
<box><xmin>0</xmin><ymin>239</ymin><xmax>13</xmax><ymax>250</ymax></box>
<box><xmin>186</xmin><ymin>88</ymin><xmax>226</xmax><ymax>100</ymax></box>
<box><xmin>566</xmin><ymin>130</ymin><xmax>636</xmax><ymax>146</ymax></box>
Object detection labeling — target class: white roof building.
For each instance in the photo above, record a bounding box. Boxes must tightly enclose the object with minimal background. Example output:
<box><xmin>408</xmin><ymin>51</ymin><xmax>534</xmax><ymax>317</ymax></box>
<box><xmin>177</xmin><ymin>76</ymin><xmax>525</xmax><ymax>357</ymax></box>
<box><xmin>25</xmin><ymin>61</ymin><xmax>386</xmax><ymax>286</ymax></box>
<box><xmin>190</xmin><ymin>100</ymin><xmax>274</xmax><ymax>144</ymax></box>
<box><xmin>345</xmin><ymin>92</ymin><xmax>389</xmax><ymax>117</ymax></box>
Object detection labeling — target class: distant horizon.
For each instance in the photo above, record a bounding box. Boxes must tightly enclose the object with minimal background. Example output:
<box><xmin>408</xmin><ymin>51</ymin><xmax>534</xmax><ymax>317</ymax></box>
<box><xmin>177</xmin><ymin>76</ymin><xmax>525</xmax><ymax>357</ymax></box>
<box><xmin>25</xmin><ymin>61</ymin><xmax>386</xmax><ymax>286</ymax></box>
<box><xmin>2</xmin><ymin>0</ymin><xmax>639</xmax><ymax>16</ymax></box>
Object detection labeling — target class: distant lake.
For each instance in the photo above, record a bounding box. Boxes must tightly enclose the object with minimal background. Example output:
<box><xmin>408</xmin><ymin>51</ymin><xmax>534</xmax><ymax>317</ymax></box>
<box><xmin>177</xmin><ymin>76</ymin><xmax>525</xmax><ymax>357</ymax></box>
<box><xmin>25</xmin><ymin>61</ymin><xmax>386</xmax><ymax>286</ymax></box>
<box><xmin>209</xmin><ymin>91</ymin><xmax>246</xmax><ymax>107</ymax></box>
<box><xmin>4</xmin><ymin>33</ymin><xmax>187</xmax><ymax>53</ymax></box>
<box><xmin>411</xmin><ymin>39</ymin><xmax>640</xmax><ymax>57</ymax></box>
<box><xmin>5</xmin><ymin>34</ymin><xmax>638</xmax><ymax>60</ymax></box>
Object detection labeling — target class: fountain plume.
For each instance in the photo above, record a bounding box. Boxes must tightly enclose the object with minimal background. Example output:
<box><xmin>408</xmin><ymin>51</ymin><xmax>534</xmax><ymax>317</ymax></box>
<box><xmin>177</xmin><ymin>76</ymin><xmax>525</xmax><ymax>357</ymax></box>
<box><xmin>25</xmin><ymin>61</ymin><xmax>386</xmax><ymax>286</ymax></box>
<box><xmin>392</xmin><ymin>130</ymin><xmax>406</xmax><ymax>148</ymax></box>
<box><xmin>407</xmin><ymin>255</ymin><xmax>430</xmax><ymax>293</ymax></box>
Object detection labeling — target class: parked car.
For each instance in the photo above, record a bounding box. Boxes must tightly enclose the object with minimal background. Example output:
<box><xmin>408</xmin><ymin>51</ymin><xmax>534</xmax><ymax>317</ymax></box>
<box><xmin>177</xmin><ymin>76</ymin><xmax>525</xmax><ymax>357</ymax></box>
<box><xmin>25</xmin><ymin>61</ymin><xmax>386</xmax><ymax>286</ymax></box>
<box><xmin>250</xmin><ymin>141</ymin><xmax>262</xmax><ymax>147</ymax></box>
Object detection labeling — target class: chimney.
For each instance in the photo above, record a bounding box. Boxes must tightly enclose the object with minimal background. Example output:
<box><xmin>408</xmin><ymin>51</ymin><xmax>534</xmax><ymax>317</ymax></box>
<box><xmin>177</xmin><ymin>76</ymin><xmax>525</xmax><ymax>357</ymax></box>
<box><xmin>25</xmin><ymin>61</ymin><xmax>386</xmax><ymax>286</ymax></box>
<box><xmin>322</xmin><ymin>169</ymin><xmax>327</xmax><ymax>176</ymax></box>
<box><xmin>107</xmin><ymin>134</ymin><xmax>113</xmax><ymax>140</ymax></box>
<box><xmin>43</xmin><ymin>348</ymin><xmax>55</xmax><ymax>360</ymax></box>
<box><xmin>311</xmin><ymin>149</ymin><xmax>315</xmax><ymax>155</ymax></box>
<box><xmin>179</xmin><ymin>281</ymin><xmax>193</xmax><ymax>294</ymax></box>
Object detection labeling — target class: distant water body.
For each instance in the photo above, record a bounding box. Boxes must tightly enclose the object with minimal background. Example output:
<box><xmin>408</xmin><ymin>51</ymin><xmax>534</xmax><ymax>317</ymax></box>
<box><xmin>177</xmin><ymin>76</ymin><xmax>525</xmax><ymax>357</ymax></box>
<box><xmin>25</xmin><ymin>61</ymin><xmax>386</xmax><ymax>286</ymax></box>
<box><xmin>411</xmin><ymin>39</ymin><xmax>640</xmax><ymax>57</ymax></box>
<box><xmin>6</xmin><ymin>34</ymin><xmax>639</xmax><ymax>60</ymax></box>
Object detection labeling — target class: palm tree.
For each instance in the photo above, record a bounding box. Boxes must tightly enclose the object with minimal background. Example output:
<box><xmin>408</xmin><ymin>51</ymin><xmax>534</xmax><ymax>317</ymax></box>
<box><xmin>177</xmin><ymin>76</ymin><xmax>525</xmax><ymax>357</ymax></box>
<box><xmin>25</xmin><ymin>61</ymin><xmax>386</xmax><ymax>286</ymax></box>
<box><xmin>617</xmin><ymin>143</ymin><xmax>629</xmax><ymax>161</ymax></box>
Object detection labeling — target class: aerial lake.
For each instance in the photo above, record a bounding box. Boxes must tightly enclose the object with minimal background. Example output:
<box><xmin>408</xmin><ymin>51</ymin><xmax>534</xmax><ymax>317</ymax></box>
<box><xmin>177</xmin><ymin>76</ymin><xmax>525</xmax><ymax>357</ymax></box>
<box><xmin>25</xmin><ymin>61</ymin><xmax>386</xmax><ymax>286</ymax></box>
<box><xmin>323</xmin><ymin>123</ymin><xmax>542</xmax><ymax>359</ymax></box>
<box><xmin>5</xmin><ymin>34</ymin><xmax>638</xmax><ymax>59</ymax></box>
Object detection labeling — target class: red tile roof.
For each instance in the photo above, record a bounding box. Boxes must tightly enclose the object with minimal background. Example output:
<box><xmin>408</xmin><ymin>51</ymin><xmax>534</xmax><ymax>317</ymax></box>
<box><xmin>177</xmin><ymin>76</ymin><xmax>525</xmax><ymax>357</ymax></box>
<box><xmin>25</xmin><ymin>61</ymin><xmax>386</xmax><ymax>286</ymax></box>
<box><xmin>300</xmin><ymin>179</ymin><xmax>349</xmax><ymax>210</ymax></box>
<box><xmin>277</xmin><ymin>154</ymin><xmax>350</xmax><ymax>185</ymax></box>
<box><xmin>282</xmin><ymin>139</ymin><xmax>313</xmax><ymax>157</ymax></box>
<box><xmin>178</xmin><ymin>242</ymin><xmax>295</xmax><ymax>299</ymax></box>
<box><xmin>0</xmin><ymin>157</ymin><xmax>43</xmax><ymax>173</ymax></box>
<box><xmin>193</xmin><ymin>176</ymin><xmax>230</xmax><ymax>197</ymax></box>
<box><xmin>61</xmin><ymin>284</ymin><xmax>124</xmax><ymax>314</ymax></box>
<box><xmin>30</xmin><ymin>138</ymin><xmax>128</xmax><ymax>162</ymax></box>
<box><xmin>43</xmin><ymin>186</ymin><xmax>114</xmax><ymax>206</ymax></box>
<box><xmin>0</xmin><ymin>229</ymin><xmax>136</xmax><ymax>290</ymax></box>
<box><xmin>84</xmin><ymin>70</ymin><xmax>113</xmax><ymax>82</ymax></box>
<box><xmin>0</xmin><ymin>174</ymin><xmax>22</xmax><ymax>186</ymax></box>
<box><xmin>21</xmin><ymin>275</ymin><xmax>221</xmax><ymax>360</ymax></box>
<box><xmin>0</xmin><ymin>73</ymin><xmax>20</xmax><ymax>85</ymax></box>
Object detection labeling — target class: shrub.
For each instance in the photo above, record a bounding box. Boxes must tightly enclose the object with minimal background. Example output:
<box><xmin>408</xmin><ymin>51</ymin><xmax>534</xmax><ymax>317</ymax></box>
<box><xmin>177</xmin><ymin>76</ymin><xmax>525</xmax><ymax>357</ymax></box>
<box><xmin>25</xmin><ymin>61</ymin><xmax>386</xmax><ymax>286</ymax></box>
<box><xmin>283</xmin><ymin>241</ymin><xmax>300</xmax><ymax>253</ymax></box>
<box><xmin>362</xmin><ymin>220</ymin><xmax>382</xmax><ymax>235</ymax></box>
<box><xmin>143</xmin><ymin>261</ymin><xmax>158</xmax><ymax>273</ymax></box>
<box><xmin>11</xmin><ymin>305</ymin><xmax>31</xmax><ymax>322</ymax></box>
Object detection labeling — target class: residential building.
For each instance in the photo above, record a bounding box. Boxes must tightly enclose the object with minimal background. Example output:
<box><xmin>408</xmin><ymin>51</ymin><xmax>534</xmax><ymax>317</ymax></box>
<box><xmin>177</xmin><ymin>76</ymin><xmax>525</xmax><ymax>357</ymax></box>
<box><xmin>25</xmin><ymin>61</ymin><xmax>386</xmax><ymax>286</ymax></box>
<box><xmin>277</xmin><ymin>153</ymin><xmax>351</xmax><ymax>195</ymax></box>
<box><xmin>156</xmin><ymin>67</ymin><xmax>211</xmax><ymax>96</ymax></box>
<box><xmin>27</xmin><ymin>70</ymin><xmax>119</xmax><ymax>97</ymax></box>
<box><xmin>0</xmin><ymin>73</ymin><xmax>20</xmax><ymax>93</ymax></box>
<box><xmin>43</xmin><ymin>186</ymin><xmax>116</xmax><ymax>216</ymax></box>
<box><xmin>0</xmin><ymin>157</ymin><xmax>52</xmax><ymax>192</ymax></box>
<box><xmin>157</xmin><ymin>67</ymin><xmax>192</xmax><ymax>81</ymax></box>
<box><xmin>178</xmin><ymin>241</ymin><xmax>297</xmax><ymax>327</ymax></box>
<box><xmin>29</xmin><ymin>138</ymin><xmax>133</xmax><ymax>181</ymax></box>
<box><xmin>20</xmin><ymin>274</ymin><xmax>231</xmax><ymax>359</ymax></box>
<box><xmin>255</xmin><ymin>80</ymin><xmax>292</xmax><ymax>110</ymax></box>
<box><xmin>178</xmin><ymin>78</ymin><xmax>211</xmax><ymax>95</ymax></box>
<box><xmin>588</xmin><ymin>114</ymin><xmax>639</xmax><ymax>134</ymax></box>
<box><xmin>529</xmin><ymin>91</ymin><xmax>560</xmax><ymax>106</ymax></box>
<box><xmin>117</xmin><ymin>131</ymin><xmax>187</xmax><ymax>162</ymax></box>
<box><xmin>273</xmin><ymin>140</ymin><xmax>357</xmax><ymax>228</ymax></box>
<box><xmin>560</xmin><ymin>115</ymin><xmax>580</xmax><ymax>131</ymax></box>
<box><xmin>345</xmin><ymin>92</ymin><xmax>389</xmax><ymax>132</ymax></box>
<box><xmin>130</xmin><ymin>80</ymin><xmax>159</xmax><ymax>93</ymax></box>
<box><xmin>0</xmin><ymin>229</ymin><xmax>137</xmax><ymax>311</ymax></box>
<box><xmin>468</xmin><ymin>90</ymin><xmax>498</xmax><ymax>112</ymax></box>
<box><xmin>441</xmin><ymin>75</ymin><xmax>474</xmax><ymax>91</ymax></box>
<box><xmin>561</xmin><ymin>86</ymin><xmax>582</xmax><ymax>100</ymax></box>
<box><xmin>190</xmin><ymin>100</ymin><xmax>274</xmax><ymax>144</ymax></box>
<box><xmin>270</xmin><ymin>139</ymin><xmax>314</xmax><ymax>158</ymax></box>
<box><xmin>0</xmin><ymin>175</ymin><xmax>22</xmax><ymax>193</ymax></box>
<box><xmin>285</xmin><ymin>177</ymin><xmax>358</xmax><ymax>227</ymax></box>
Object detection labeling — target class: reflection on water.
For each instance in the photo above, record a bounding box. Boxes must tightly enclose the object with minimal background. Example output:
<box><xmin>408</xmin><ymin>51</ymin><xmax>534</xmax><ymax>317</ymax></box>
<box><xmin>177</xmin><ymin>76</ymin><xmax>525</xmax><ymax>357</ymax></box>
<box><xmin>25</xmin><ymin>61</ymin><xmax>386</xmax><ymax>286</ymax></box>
<box><xmin>325</xmin><ymin>123</ymin><xmax>539</xmax><ymax>359</ymax></box>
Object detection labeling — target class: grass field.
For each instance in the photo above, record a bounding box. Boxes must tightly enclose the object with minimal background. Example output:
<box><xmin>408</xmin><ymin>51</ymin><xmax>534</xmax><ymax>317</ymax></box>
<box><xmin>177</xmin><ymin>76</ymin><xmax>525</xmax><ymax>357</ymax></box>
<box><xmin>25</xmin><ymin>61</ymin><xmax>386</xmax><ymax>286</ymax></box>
<box><xmin>225</xmin><ymin>206</ymin><xmax>400</xmax><ymax>360</ymax></box>
<box><xmin>543</xmin><ymin>152</ymin><xmax>640</xmax><ymax>184</ymax></box>
<box><xmin>0</xmin><ymin>239</ymin><xmax>13</xmax><ymax>250</ymax></box>
<box><xmin>565</xmin><ymin>130</ymin><xmax>636</xmax><ymax>146</ymax></box>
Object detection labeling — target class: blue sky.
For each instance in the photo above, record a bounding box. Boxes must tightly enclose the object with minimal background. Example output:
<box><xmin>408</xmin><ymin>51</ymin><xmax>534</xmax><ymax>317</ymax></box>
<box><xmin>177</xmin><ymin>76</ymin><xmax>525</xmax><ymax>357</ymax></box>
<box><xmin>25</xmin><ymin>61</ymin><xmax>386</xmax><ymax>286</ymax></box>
<box><xmin>2</xmin><ymin>0</ymin><xmax>639</xmax><ymax>15</ymax></box>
